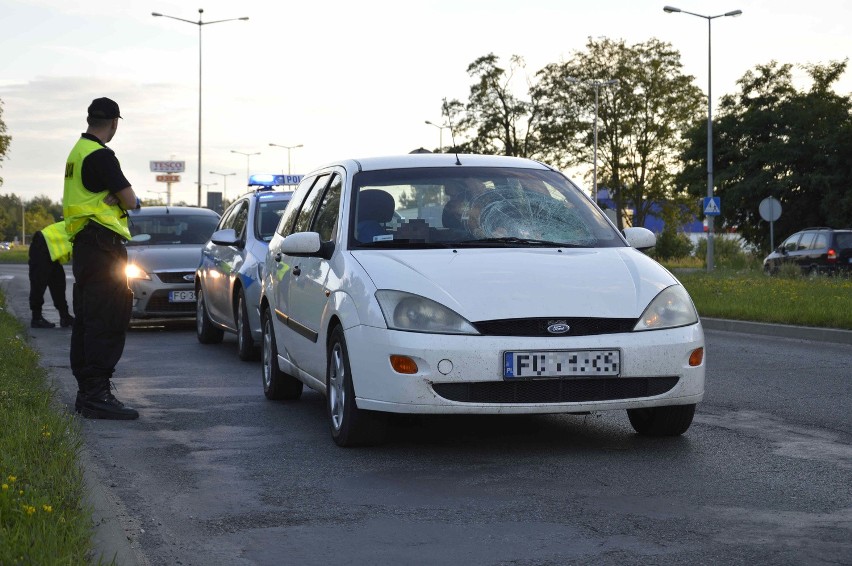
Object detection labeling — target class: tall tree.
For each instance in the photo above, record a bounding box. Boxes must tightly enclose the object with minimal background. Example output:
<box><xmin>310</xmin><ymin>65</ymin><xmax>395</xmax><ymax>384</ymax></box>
<box><xmin>0</xmin><ymin>98</ymin><xmax>11</xmax><ymax>187</ymax></box>
<box><xmin>536</xmin><ymin>38</ymin><xmax>703</xmax><ymax>229</ymax></box>
<box><xmin>676</xmin><ymin>60</ymin><xmax>852</xmax><ymax>251</ymax></box>
<box><xmin>446</xmin><ymin>54</ymin><xmax>544</xmax><ymax>158</ymax></box>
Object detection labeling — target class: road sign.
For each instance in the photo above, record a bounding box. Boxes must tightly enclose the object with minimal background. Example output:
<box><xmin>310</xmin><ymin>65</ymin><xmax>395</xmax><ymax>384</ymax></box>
<box><xmin>759</xmin><ymin>197</ymin><xmax>782</xmax><ymax>222</ymax></box>
<box><xmin>703</xmin><ymin>196</ymin><xmax>721</xmax><ymax>216</ymax></box>
<box><xmin>156</xmin><ymin>175</ymin><xmax>181</xmax><ymax>183</ymax></box>
<box><xmin>150</xmin><ymin>160</ymin><xmax>186</xmax><ymax>173</ymax></box>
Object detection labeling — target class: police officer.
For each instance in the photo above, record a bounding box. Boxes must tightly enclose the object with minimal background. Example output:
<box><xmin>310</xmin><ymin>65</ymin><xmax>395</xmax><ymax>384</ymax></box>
<box><xmin>63</xmin><ymin>97</ymin><xmax>140</xmax><ymax>420</ymax></box>
<box><xmin>28</xmin><ymin>220</ymin><xmax>75</xmax><ymax>328</ymax></box>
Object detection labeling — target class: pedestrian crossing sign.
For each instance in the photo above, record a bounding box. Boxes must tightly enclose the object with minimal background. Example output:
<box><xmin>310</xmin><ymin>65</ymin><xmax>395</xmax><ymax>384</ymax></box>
<box><xmin>703</xmin><ymin>197</ymin><xmax>721</xmax><ymax>216</ymax></box>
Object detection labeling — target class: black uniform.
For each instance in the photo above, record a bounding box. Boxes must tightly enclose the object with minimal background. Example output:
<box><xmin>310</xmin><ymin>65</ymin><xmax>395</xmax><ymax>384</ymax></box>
<box><xmin>28</xmin><ymin>230</ymin><xmax>72</xmax><ymax>328</ymax></box>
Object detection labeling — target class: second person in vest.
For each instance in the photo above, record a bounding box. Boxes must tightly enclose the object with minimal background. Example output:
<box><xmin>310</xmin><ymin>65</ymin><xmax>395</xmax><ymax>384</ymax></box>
<box><xmin>28</xmin><ymin>220</ymin><xmax>75</xmax><ymax>328</ymax></box>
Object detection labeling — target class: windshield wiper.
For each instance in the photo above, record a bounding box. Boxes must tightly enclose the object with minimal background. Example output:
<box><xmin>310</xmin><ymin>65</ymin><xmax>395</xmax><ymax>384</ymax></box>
<box><xmin>462</xmin><ymin>237</ymin><xmax>574</xmax><ymax>247</ymax></box>
<box><xmin>354</xmin><ymin>239</ymin><xmax>457</xmax><ymax>249</ymax></box>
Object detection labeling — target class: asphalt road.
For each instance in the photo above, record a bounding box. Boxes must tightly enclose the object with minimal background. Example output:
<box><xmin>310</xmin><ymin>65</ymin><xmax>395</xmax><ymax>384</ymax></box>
<box><xmin>1</xmin><ymin>263</ymin><xmax>850</xmax><ymax>566</ymax></box>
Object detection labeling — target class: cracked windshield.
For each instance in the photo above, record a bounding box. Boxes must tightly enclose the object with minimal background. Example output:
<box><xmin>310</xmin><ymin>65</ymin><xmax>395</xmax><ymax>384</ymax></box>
<box><xmin>352</xmin><ymin>167</ymin><xmax>623</xmax><ymax>248</ymax></box>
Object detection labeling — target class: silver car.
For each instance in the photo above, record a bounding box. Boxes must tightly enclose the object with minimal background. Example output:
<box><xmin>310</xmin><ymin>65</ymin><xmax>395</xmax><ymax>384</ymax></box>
<box><xmin>195</xmin><ymin>188</ymin><xmax>293</xmax><ymax>360</ymax></box>
<box><xmin>125</xmin><ymin>206</ymin><xmax>220</xmax><ymax>319</ymax></box>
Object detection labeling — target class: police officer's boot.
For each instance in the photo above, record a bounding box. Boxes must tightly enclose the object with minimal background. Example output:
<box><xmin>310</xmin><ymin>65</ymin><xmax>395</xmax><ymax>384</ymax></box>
<box><xmin>59</xmin><ymin>311</ymin><xmax>75</xmax><ymax>328</ymax></box>
<box><xmin>31</xmin><ymin>311</ymin><xmax>56</xmax><ymax>328</ymax></box>
<box><xmin>75</xmin><ymin>378</ymin><xmax>139</xmax><ymax>420</ymax></box>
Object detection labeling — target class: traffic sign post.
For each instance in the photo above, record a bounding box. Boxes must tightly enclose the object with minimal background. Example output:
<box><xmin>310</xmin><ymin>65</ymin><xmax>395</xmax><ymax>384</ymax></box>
<box><xmin>759</xmin><ymin>197</ymin><xmax>782</xmax><ymax>251</ymax></box>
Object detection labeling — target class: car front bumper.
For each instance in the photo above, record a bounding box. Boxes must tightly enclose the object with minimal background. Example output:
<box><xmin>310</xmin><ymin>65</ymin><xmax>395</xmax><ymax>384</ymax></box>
<box><xmin>344</xmin><ymin>323</ymin><xmax>705</xmax><ymax>414</ymax></box>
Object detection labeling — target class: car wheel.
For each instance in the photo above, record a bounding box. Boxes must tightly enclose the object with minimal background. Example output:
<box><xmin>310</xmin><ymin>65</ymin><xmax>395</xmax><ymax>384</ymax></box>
<box><xmin>627</xmin><ymin>404</ymin><xmax>696</xmax><ymax>437</ymax></box>
<box><xmin>196</xmin><ymin>289</ymin><xmax>224</xmax><ymax>344</ymax></box>
<box><xmin>261</xmin><ymin>307</ymin><xmax>303</xmax><ymax>401</ymax></box>
<box><xmin>236</xmin><ymin>289</ymin><xmax>258</xmax><ymax>361</ymax></box>
<box><xmin>326</xmin><ymin>326</ymin><xmax>387</xmax><ymax>447</ymax></box>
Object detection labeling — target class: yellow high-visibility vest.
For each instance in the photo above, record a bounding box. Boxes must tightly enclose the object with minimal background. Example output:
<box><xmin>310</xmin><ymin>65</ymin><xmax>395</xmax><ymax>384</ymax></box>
<box><xmin>40</xmin><ymin>221</ymin><xmax>72</xmax><ymax>263</ymax></box>
<box><xmin>63</xmin><ymin>137</ymin><xmax>131</xmax><ymax>241</ymax></box>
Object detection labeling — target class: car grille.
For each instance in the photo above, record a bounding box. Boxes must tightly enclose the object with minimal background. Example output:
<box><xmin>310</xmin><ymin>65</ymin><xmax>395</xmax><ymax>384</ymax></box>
<box><xmin>472</xmin><ymin>317</ymin><xmax>637</xmax><ymax>337</ymax></box>
<box><xmin>144</xmin><ymin>290</ymin><xmax>195</xmax><ymax>314</ymax></box>
<box><xmin>432</xmin><ymin>376</ymin><xmax>679</xmax><ymax>404</ymax></box>
<box><xmin>156</xmin><ymin>271</ymin><xmax>195</xmax><ymax>284</ymax></box>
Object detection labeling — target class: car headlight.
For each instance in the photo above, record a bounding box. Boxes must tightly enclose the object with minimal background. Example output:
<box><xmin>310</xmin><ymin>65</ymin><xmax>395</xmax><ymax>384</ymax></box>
<box><xmin>125</xmin><ymin>263</ymin><xmax>151</xmax><ymax>280</ymax></box>
<box><xmin>634</xmin><ymin>285</ymin><xmax>698</xmax><ymax>331</ymax></box>
<box><xmin>375</xmin><ymin>290</ymin><xmax>479</xmax><ymax>335</ymax></box>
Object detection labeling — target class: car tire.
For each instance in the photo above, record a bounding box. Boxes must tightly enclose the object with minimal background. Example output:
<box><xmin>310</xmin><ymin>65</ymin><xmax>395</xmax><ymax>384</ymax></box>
<box><xmin>236</xmin><ymin>289</ymin><xmax>258</xmax><ymax>361</ymax></box>
<box><xmin>261</xmin><ymin>307</ymin><xmax>303</xmax><ymax>401</ymax></box>
<box><xmin>627</xmin><ymin>404</ymin><xmax>696</xmax><ymax>437</ymax></box>
<box><xmin>196</xmin><ymin>289</ymin><xmax>224</xmax><ymax>344</ymax></box>
<box><xmin>326</xmin><ymin>326</ymin><xmax>387</xmax><ymax>447</ymax></box>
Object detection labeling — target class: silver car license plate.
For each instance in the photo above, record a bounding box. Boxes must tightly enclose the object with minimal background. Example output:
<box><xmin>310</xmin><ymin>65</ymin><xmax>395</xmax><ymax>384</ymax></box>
<box><xmin>169</xmin><ymin>290</ymin><xmax>196</xmax><ymax>303</ymax></box>
<box><xmin>503</xmin><ymin>349</ymin><xmax>620</xmax><ymax>379</ymax></box>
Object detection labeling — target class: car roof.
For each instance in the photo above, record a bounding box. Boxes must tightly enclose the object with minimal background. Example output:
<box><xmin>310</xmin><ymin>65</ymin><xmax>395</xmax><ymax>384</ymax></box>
<box><xmin>129</xmin><ymin>206</ymin><xmax>219</xmax><ymax>217</ymax></box>
<box><xmin>314</xmin><ymin>153</ymin><xmax>556</xmax><ymax>173</ymax></box>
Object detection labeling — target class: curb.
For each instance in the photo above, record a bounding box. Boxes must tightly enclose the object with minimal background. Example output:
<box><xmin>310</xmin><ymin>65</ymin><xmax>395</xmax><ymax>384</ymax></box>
<box><xmin>701</xmin><ymin>317</ymin><xmax>852</xmax><ymax>346</ymax></box>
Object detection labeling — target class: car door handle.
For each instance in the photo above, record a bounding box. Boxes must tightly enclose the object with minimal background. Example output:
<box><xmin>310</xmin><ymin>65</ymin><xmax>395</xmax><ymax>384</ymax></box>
<box><xmin>274</xmin><ymin>252</ymin><xmax>282</xmax><ymax>262</ymax></box>
<box><xmin>293</xmin><ymin>265</ymin><xmax>301</xmax><ymax>276</ymax></box>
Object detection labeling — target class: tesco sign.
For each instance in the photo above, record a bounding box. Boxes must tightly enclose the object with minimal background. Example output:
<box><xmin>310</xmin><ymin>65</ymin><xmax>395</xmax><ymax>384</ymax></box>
<box><xmin>150</xmin><ymin>160</ymin><xmax>186</xmax><ymax>173</ymax></box>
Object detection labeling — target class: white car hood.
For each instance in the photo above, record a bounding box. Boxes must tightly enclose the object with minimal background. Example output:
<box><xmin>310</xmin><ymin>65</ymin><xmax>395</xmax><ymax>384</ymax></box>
<box><xmin>351</xmin><ymin>248</ymin><xmax>678</xmax><ymax>320</ymax></box>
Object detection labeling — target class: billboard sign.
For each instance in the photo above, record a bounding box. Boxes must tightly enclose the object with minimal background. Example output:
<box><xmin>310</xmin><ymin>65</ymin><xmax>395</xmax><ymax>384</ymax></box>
<box><xmin>150</xmin><ymin>160</ymin><xmax>186</xmax><ymax>173</ymax></box>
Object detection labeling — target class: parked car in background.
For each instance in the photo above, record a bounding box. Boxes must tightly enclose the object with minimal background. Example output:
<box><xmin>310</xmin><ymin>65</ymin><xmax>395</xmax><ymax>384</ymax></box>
<box><xmin>763</xmin><ymin>227</ymin><xmax>852</xmax><ymax>276</ymax></box>
<box><xmin>126</xmin><ymin>206</ymin><xmax>220</xmax><ymax>320</ymax></box>
<box><xmin>259</xmin><ymin>154</ymin><xmax>705</xmax><ymax>447</ymax></box>
<box><xmin>195</xmin><ymin>187</ymin><xmax>293</xmax><ymax>360</ymax></box>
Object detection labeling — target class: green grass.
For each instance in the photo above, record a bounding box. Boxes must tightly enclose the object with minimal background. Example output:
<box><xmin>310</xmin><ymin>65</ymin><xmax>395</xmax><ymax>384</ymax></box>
<box><xmin>0</xmin><ymin>292</ymin><xmax>95</xmax><ymax>565</ymax></box>
<box><xmin>674</xmin><ymin>268</ymin><xmax>852</xmax><ymax>330</ymax></box>
<box><xmin>0</xmin><ymin>248</ymin><xmax>29</xmax><ymax>264</ymax></box>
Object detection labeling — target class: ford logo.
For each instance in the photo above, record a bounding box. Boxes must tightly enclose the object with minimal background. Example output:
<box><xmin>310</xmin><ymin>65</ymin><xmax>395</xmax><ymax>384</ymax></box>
<box><xmin>547</xmin><ymin>322</ymin><xmax>570</xmax><ymax>334</ymax></box>
<box><xmin>183</xmin><ymin>274</ymin><xmax>195</xmax><ymax>282</ymax></box>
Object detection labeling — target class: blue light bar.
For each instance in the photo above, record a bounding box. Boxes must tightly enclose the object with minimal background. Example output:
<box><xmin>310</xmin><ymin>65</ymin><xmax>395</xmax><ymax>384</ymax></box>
<box><xmin>248</xmin><ymin>174</ymin><xmax>305</xmax><ymax>187</ymax></box>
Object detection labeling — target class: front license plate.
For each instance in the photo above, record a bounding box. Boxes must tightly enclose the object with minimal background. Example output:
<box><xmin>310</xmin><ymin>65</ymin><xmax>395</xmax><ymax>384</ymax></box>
<box><xmin>169</xmin><ymin>290</ymin><xmax>196</xmax><ymax>303</ymax></box>
<box><xmin>503</xmin><ymin>350</ymin><xmax>620</xmax><ymax>379</ymax></box>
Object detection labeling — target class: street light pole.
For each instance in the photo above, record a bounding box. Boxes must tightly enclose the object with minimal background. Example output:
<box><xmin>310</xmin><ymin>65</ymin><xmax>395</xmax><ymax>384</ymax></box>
<box><xmin>230</xmin><ymin>150</ymin><xmax>260</xmax><ymax>184</ymax></box>
<box><xmin>664</xmin><ymin>5</ymin><xmax>742</xmax><ymax>271</ymax></box>
<box><xmin>209</xmin><ymin>171</ymin><xmax>236</xmax><ymax>201</ymax></box>
<box><xmin>268</xmin><ymin>143</ymin><xmax>304</xmax><ymax>175</ymax></box>
<box><xmin>565</xmin><ymin>77</ymin><xmax>618</xmax><ymax>205</ymax></box>
<box><xmin>424</xmin><ymin>120</ymin><xmax>449</xmax><ymax>153</ymax></box>
<box><xmin>152</xmin><ymin>8</ymin><xmax>249</xmax><ymax>207</ymax></box>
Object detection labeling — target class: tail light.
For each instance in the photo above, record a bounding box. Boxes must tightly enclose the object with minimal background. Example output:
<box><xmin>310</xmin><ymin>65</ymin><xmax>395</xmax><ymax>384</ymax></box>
<box><xmin>827</xmin><ymin>248</ymin><xmax>837</xmax><ymax>263</ymax></box>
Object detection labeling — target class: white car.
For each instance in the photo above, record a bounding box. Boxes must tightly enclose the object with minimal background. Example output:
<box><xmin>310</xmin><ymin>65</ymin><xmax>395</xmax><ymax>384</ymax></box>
<box><xmin>260</xmin><ymin>154</ymin><xmax>705</xmax><ymax>446</ymax></box>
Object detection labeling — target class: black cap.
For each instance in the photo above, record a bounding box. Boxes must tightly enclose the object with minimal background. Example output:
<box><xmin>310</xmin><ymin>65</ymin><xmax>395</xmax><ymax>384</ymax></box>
<box><xmin>87</xmin><ymin>97</ymin><xmax>122</xmax><ymax>120</ymax></box>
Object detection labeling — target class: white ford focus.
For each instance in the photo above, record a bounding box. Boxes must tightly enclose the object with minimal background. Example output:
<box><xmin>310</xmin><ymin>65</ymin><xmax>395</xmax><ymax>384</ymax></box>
<box><xmin>259</xmin><ymin>154</ymin><xmax>704</xmax><ymax>446</ymax></box>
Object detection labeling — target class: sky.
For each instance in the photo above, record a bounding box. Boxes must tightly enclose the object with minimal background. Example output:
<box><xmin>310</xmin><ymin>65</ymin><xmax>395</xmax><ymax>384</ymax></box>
<box><xmin>1</xmin><ymin>0</ymin><xmax>850</xmax><ymax>206</ymax></box>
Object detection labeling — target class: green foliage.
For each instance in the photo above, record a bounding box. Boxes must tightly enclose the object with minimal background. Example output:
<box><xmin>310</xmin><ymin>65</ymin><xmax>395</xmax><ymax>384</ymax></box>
<box><xmin>677</xmin><ymin>268</ymin><xmax>852</xmax><ymax>329</ymax></box>
<box><xmin>0</xmin><ymin>194</ymin><xmax>64</xmax><ymax>242</ymax></box>
<box><xmin>0</xmin><ymin>98</ymin><xmax>10</xmax><ymax>187</ymax></box>
<box><xmin>676</xmin><ymin>60</ymin><xmax>852</xmax><ymax>253</ymax></box>
<box><xmin>0</xmin><ymin>292</ymin><xmax>95</xmax><ymax>565</ymax></box>
<box><xmin>650</xmin><ymin>227</ymin><xmax>693</xmax><ymax>260</ymax></box>
<box><xmin>693</xmin><ymin>235</ymin><xmax>759</xmax><ymax>270</ymax></box>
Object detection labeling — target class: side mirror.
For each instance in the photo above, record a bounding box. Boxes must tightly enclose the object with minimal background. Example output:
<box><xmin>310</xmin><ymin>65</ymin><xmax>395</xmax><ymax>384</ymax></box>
<box><xmin>623</xmin><ymin>227</ymin><xmax>656</xmax><ymax>251</ymax></box>
<box><xmin>129</xmin><ymin>233</ymin><xmax>151</xmax><ymax>243</ymax></box>
<box><xmin>210</xmin><ymin>228</ymin><xmax>239</xmax><ymax>246</ymax></box>
<box><xmin>281</xmin><ymin>232</ymin><xmax>334</xmax><ymax>260</ymax></box>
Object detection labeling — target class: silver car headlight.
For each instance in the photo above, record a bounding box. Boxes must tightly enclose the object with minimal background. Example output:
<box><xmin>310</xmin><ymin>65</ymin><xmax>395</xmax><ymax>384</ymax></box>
<box><xmin>375</xmin><ymin>290</ymin><xmax>479</xmax><ymax>335</ymax></box>
<box><xmin>125</xmin><ymin>263</ymin><xmax>151</xmax><ymax>280</ymax></box>
<box><xmin>634</xmin><ymin>285</ymin><xmax>698</xmax><ymax>331</ymax></box>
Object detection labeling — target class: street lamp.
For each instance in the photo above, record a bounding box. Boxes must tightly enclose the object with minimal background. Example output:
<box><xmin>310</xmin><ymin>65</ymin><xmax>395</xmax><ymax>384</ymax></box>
<box><xmin>209</xmin><ymin>171</ymin><xmax>236</xmax><ymax>201</ymax></box>
<box><xmin>151</xmin><ymin>8</ymin><xmax>249</xmax><ymax>207</ymax></box>
<box><xmin>268</xmin><ymin>143</ymin><xmax>303</xmax><ymax>175</ymax></box>
<box><xmin>664</xmin><ymin>5</ymin><xmax>742</xmax><ymax>271</ymax></box>
<box><xmin>424</xmin><ymin>120</ymin><xmax>449</xmax><ymax>153</ymax></box>
<box><xmin>565</xmin><ymin>77</ymin><xmax>619</xmax><ymax>205</ymax></box>
<box><xmin>230</xmin><ymin>150</ymin><xmax>261</xmax><ymax>183</ymax></box>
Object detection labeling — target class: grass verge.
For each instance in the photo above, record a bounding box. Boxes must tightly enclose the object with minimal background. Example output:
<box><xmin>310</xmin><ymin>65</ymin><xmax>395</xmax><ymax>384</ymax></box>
<box><xmin>675</xmin><ymin>268</ymin><xmax>852</xmax><ymax>330</ymax></box>
<box><xmin>0</xmin><ymin>291</ymin><xmax>95</xmax><ymax>565</ymax></box>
